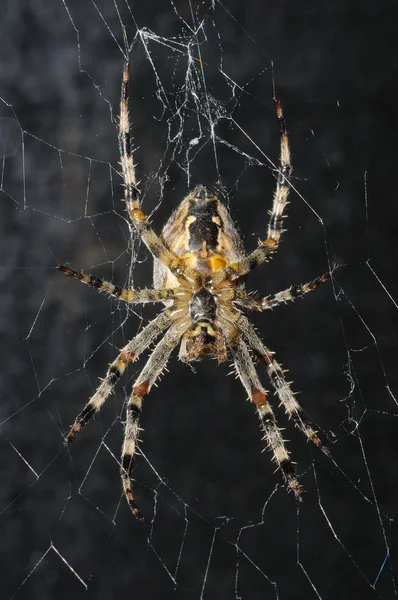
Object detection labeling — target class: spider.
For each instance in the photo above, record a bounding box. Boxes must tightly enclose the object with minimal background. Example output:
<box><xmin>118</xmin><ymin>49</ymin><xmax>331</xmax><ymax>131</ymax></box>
<box><xmin>58</xmin><ymin>62</ymin><xmax>331</xmax><ymax>520</ymax></box>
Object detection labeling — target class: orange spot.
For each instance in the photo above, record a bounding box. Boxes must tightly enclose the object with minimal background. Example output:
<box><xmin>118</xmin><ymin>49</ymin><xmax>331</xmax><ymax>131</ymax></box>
<box><xmin>120</xmin><ymin>351</ymin><xmax>136</xmax><ymax>364</ymax></box>
<box><xmin>263</xmin><ymin>238</ymin><xmax>278</xmax><ymax>248</ymax></box>
<box><xmin>251</xmin><ymin>388</ymin><xmax>267</xmax><ymax>406</ymax></box>
<box><xmin>130</xmin><ymin>209</ymin><xmax>146</xmax><ymax>221</ymax></box>
<box><xmin>133</xmin><ymin>379</ymin><xmax>150</xmax><ymax>397</ymax></box>
<box><xmin>208</xmin><ymin>255</ymin><xmax>227</xmax><ymax>271</ymax></box>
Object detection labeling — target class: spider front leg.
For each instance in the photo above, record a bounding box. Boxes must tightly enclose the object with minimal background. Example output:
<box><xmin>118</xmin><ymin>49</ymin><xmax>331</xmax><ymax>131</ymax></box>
<box><xmin>121</xmin><ymin>317</ymin><xmax>190</xmax><ymax>519</ymax></box>
<box><xmin>118</xmin><ymin>63</ymin><xmax>198</xmax><ymax>287</ymax></box>
<box><xmin>212</xmin><ymin>99</ymin><xmax>292</xmax><ymax>288</ymax></box>
<box><xmin>64</xmin><ymin>311</ymin><xmax>172</xmax><ymax>443</ymax></box>
<box><xmin>238</xmin><ymin>315</ymin><xmax>329</xmax><ymax>454</ymax></box>
<box><xmin>232</xmin><ymin>338</ymin><xmax>302</xmax><ymax>499</ymax></box>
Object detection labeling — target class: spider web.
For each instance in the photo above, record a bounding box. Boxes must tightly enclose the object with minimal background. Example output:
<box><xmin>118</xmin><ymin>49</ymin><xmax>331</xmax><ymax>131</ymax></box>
<box><xmin>1</xmin><ymin>0</ymin><xmax>398</xmax><ymax>598</ymax></box>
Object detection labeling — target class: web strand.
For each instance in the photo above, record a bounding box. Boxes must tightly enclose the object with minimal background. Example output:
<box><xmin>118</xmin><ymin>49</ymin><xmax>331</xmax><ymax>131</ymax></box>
<box><xmin>2</xmin><ymin>1</ymin><xmax>397</xmax><ymax>598</ymax></box>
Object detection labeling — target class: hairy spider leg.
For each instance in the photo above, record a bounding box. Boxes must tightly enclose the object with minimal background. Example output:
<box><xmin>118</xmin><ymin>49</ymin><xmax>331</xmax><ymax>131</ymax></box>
<box><xmin>238</xmin><ymin>316</ymin><xmax>329</xmax><ymax>454</ymax></box>
<box><xmin>213</xmin><ymin>98</ymin><xmax>292</xmax><ymax>287</ymax></box>
<box><xmin>121</xmin><ymin>317</ymin><xmax>190</xmax><ymax>519</ymax></box>
<box><xmin>235</xmin><ymin>272</ymin><xmax>331</xmax><ymax>311</ymax></box>
<box><xmin>64</xmin><ymin>312</ymin><xmax>172</xmax><ymax>443</ymax></box>
<box><xmin>232</xmin><ymin>338</ymin><xmax>302</xmax><ymax>499</ymax></box>
<box><xmin>57</xmin><ymin>265</ymin><xmax>176</xmax><ymax>304</ymax></box>
<box><xmin>119</xmin><ymin>63</ymin><xmax>199</xmax><ymax>287</ymax></box>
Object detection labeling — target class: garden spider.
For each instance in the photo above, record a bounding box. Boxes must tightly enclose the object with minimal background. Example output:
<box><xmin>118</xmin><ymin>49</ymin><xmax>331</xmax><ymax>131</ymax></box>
<box><xmin>59</xmin><ymin>62</ymin><xmax>331</xmax><ymax>520</ymax></box>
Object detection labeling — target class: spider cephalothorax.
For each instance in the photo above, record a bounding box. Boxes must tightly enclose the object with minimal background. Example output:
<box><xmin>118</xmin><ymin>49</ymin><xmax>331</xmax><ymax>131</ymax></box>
<box><xmin>189</xmin><ymin>287</ymin><xmax>218</xmax><ymax>324</ymax></box>
<box><xmin>185</xmin><ymin>286</ymin><xmax>221</xmax><ymax>361</ymax></box>
<box><xmin>58</xmin><ymin>62</ymin><xmax>331</xmax><ymax>520</ymax></box>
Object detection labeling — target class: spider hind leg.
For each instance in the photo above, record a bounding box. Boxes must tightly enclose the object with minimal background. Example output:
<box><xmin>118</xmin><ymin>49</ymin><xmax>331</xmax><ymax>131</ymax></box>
<box><xmin>120</xmin><ymin>318</ymin><xmax>190</xmax><ymax>519</ymax></box>
<box><xmin>232</xmin><ymin>338</ymin><xmax>303</xmax><ymax>500</ymax></box>
<box><xmin>64</xmin><ymin>311</ymin><xmax>172</xmax><ymax>444</ymax></box>
<box><xmin>238</xmin><ymin>316</ymin><xmax>329</xmax><ymax>454</ymax></box>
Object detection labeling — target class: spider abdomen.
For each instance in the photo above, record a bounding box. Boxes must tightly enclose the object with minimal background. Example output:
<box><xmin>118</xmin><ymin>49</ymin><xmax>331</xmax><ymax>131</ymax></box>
<box><xmin>153</xmin><ymin>185</ymin><xmax>245</xmax><ymax>290</ymax></box>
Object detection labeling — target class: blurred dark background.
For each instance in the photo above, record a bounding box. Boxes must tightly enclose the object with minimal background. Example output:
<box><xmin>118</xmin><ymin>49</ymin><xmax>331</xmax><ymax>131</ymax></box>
<box><xmin>1</xmin><ymin>0</ymin><xmax>398</xmax><ymax>598</ymax></box>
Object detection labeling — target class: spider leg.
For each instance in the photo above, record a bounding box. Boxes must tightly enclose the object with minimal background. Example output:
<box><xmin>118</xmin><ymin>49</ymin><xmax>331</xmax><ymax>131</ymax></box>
<box><xmin>231</xmin><ymin>338</ymin><xmax>302</xmax><ymax>499</ymax></box>
<box><xmin>121</xmin><ymin>317</ymin><xmax>190</xmax><ymax>519</ymax></box>
<box><xmin>213</xmin><ymin>99</ymin><xmax>291</xmax><ymax>286</ymax></box>
<box><xmin>235</xmin><ymin>272</ymin><xmax>331</xmax><ymax>311</ymax></box>
<box><xmin>64</xmin><ymin>311</ymin><xmax>172</xmax><ymax>443</ymax></box>
<box><xmin>119</xmin><ymin>63</ymin><xmax>198</xmax><ymax>287</ymax></box>
<box><xmin>238</xmin><ymin>315</ymin><xmax>329</xmax><ymax>454</ymax></box>
<box><xmin>58</xmin><ymin>265</ymin><xmax>175</xmax><ymax>304</ymax></box>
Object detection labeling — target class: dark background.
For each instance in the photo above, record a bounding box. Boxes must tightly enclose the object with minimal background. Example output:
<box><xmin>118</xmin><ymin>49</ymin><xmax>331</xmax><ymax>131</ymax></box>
<box><xmin>1</xmin><ymin>0</ymin><xmax>398</xmax><ymax>598</ymax></box>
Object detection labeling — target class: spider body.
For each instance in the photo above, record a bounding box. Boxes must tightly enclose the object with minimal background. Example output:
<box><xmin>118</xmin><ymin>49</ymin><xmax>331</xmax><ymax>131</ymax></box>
<box><xmin>58</xmin><ymin>62</ymin><xmax>331</xmax><ymax>520</ymax></box>
<box><xmin>154</xmin><ymin>184</ymin><xmax>244</xmax><ymax>362</ymax></box>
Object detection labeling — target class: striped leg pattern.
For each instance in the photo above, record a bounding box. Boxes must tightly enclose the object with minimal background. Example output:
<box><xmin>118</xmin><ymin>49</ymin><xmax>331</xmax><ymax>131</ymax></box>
<box><xmin>238</xmin><ymin>316</ymin><xmax>328</xmax><ymax>455</ymax></box>
<box><xmin>118</xmin><ymin>63</ymin><xmax>198</xmax><ymax>286</ymax></box>
<box><xmin>121</xmin><ymin>318</ymin><xmax>190</xmax><ymax>519</ymax></box>
<box><xmin>64</xmin><ymin>311</ymin><xmax>172</xmax><ymax>443</ymax></box>
<box><xmin>213</xmin><ymin>98</ymin><xmax>292</xmax><ymax>287</ymax></box>
<box><xmin>119</xmin><ymin>63</ymin><xmax>176</xmax><ymax>268</ymax></box>
<box><xmin>58</xmin><ymin>265</ymin><xmax>175</xmax><ymax>304</ymax></box>
<box><xmin>232</xmin><ymin>338</ymin><xmax>302</xmax><ymax>499</ymax></box>
<box><xmin>235</xmin><ymin>272</ymin><xmax>331</xmax><ymax>312</ymax></box>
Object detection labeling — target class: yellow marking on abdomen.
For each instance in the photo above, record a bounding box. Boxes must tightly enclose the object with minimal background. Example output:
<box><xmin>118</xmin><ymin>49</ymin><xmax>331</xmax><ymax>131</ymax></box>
<box><xmin>208</xmin><ymin>255</ymin><xmax>227</xmax><ymax>271</ymax></box>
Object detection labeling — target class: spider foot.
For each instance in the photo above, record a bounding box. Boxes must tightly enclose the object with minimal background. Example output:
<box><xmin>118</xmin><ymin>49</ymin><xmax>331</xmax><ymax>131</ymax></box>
<box><xmin>304</xmin><ymin>423</ymin><xmax>330</xmax><ymax>456</ymax></box>
<box><xmin>121</xmin><ymin>467</ymin><xmax>144</xmax><ymax>521</ymax></box>
<box><xmin>280</xmin><ymin>459</ymin><xmax>303</xmax><ymax>501</ymax></box>
<box><xmin>126</xmin><ymin>494</ymin><xmax>144</xmax><ymax>521</ymax></box>
<box><xmin>64</xmin><ymin>422</ymin><xmax>83</xmax><ymax>444</ymax></box>
<box><xmin>64</xmin><ymin>404</ymin><xmax>97</xmax><ymax>444</ymax></box>
<box><xmin>320</xmin><ymin>444</ymin><xmax>331</xmax><ymax>457</ymax></box>
<box><xmin>288</xmin><ymin>477</ymin><xmax>304</xmax><ymax>501</ymax></box>
<box><xmin>64</xmin><ymin>430</ymin><xmax>76</xmax><ymax>445</ymax></box>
